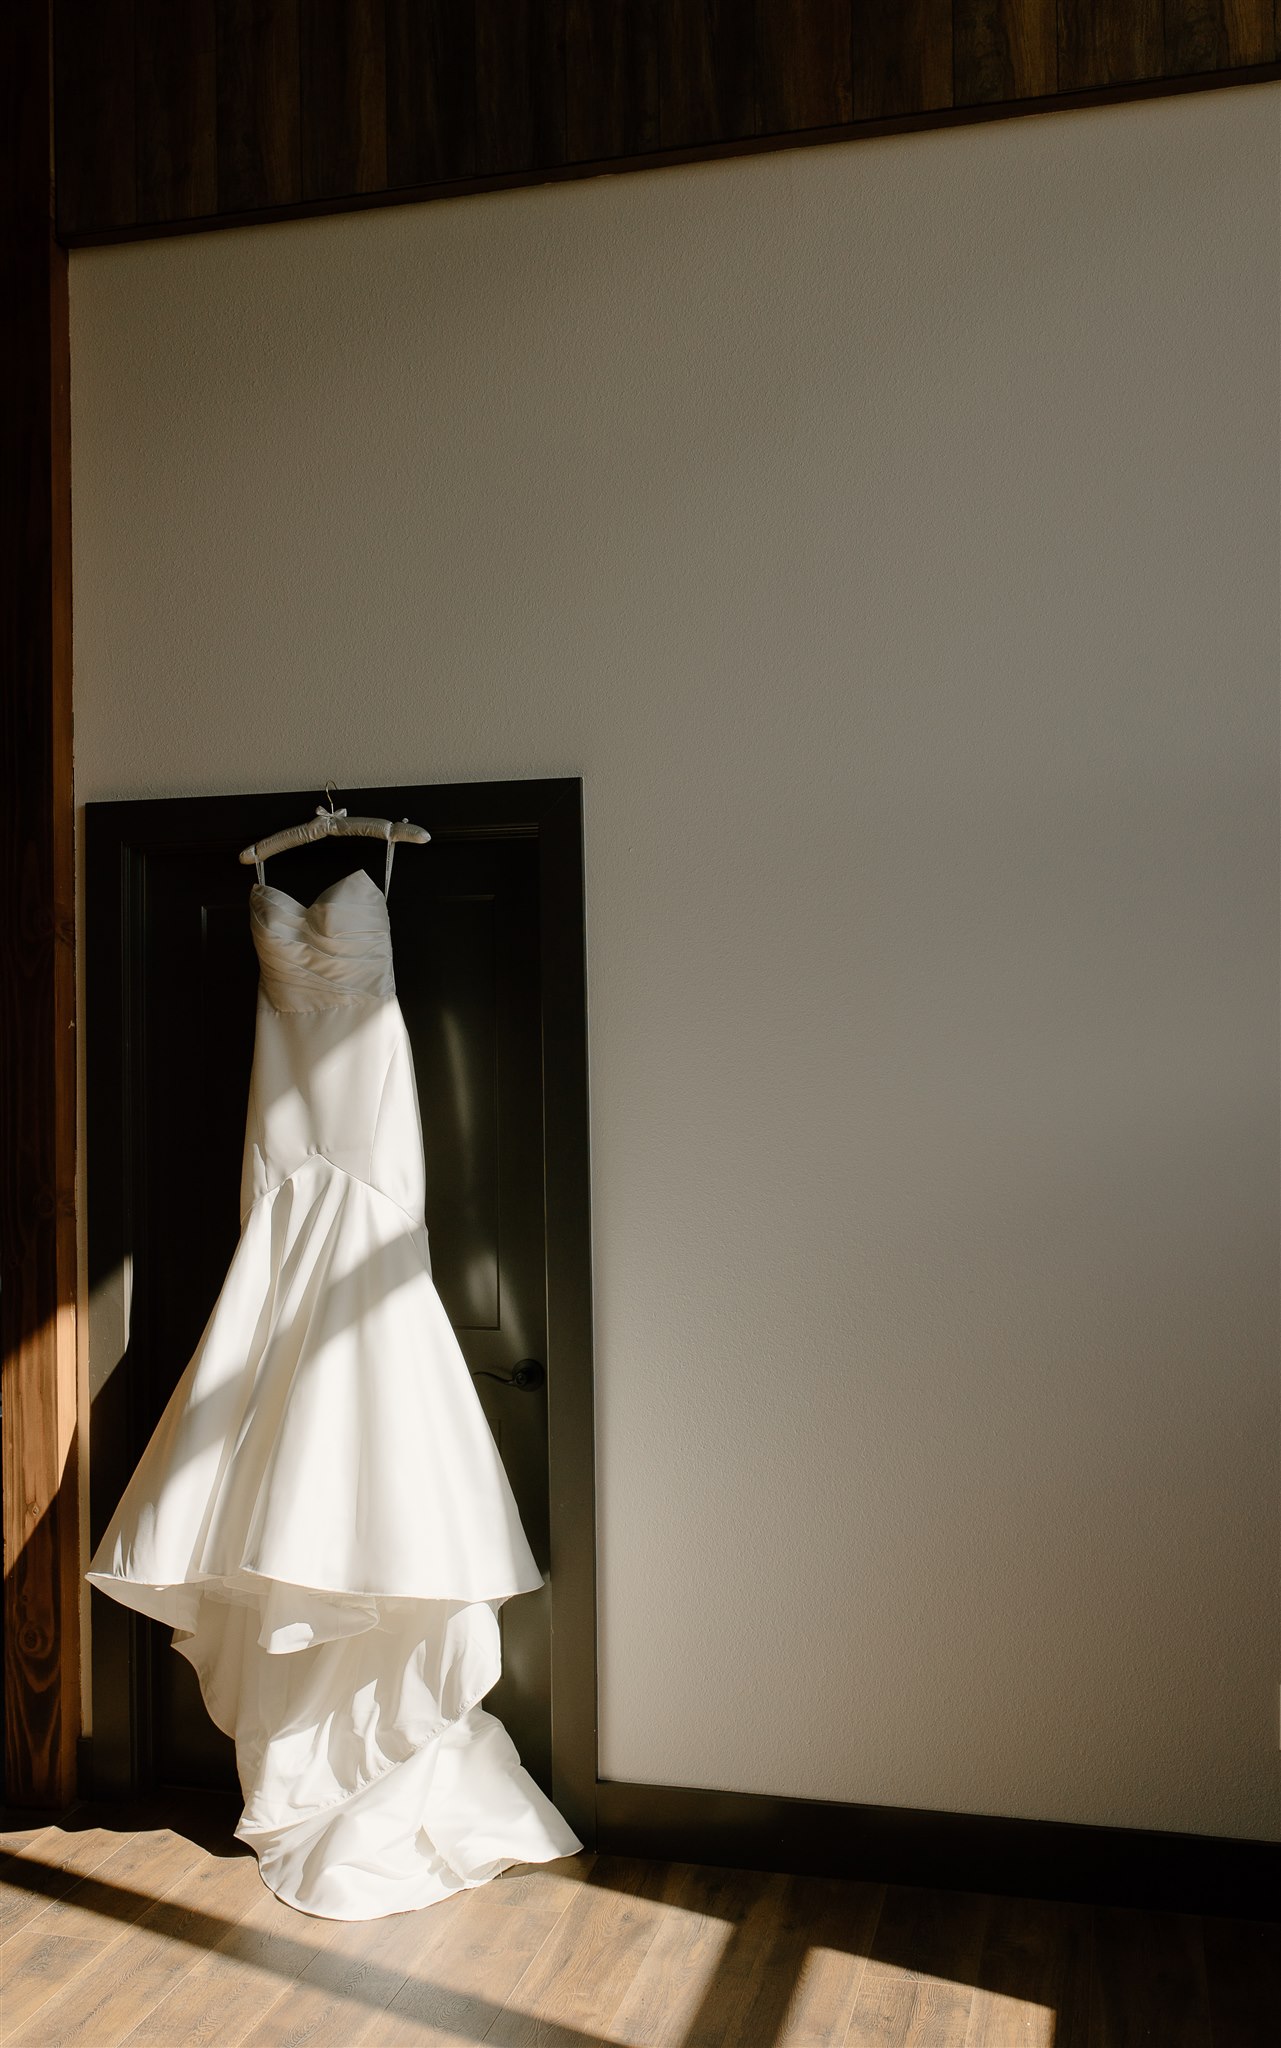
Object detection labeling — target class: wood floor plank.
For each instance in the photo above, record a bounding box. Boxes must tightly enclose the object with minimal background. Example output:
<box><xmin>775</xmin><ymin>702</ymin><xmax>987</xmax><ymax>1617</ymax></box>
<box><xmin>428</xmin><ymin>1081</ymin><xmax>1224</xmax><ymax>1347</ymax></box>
<box><xmin>614</xmin><ymin>1863</ymin><xmax>794</xmax><ymax>2048</ymax></box>
<box><xmin>8</xmin><ymin>1840</ymin><xmax>263</xmax><ymax>2045</ymax></box>
<box><xmin>7</xmin><ymin>1819</ymin><xmax>1277</xmax><ymax>2048</ymax></box>
<box><xmin>591</xmin><ymin>1859</ymin><xmax>735</xmax><ymax>2046</ymax></box>
<box><xmin>4</xmin><ymin>1929</ymin><xmax>112</xmax><ymax>2035</ymax></box>
<box><xmin>963</xmin><ymin>1894</ymin><xmax>1092</xmax><ymax>2048</ymax></box>
<box><xmin>845</xmin><ymin>1885</ymin><xmax>992</xmax><ymax>2047</ymax></box>
<box><xmin>734</xmin><ymin>1871</ymin><xmax>885</xmax><ymax>2048</ymax></box>
<box><xmin>0</xmin><ymin>1827</ymin><xmax>205</xmax><ymax>1954</ymax></box>
<box><xmin>483</xmin><ymin>1853</ymin><xmax>676</xmax><ymax>2046</ymax></box>
<box><xmin>0</xmin><ymin>1825</ymin><xmax>66</xmax><ymax>1936</ymax></box>
<box><xmin>1090</xmin><ymin>1907</ymin><xmax>1212</xmax><ymax>2048</ymax></box>
<box><xmin>117</xmin><ymin>1864</ymin><xmax>347</xmax><ymax>2046</ymax></box>
<box><xmin>1200</xmin><ymin>1913</ymin><xmax>1281</xmax><ymax>2048</ymax></box>
<box><xmin>235</xmin><ymin>1868</ymin><xmax>499</xmax><ymax>2047</ymax></box>
<box><xmin>0</xmin><ymin>1816</ymin><xmax>56</xmax><ymax>1854</ymax></box>
<box><xmin>348</xmin><ymin>1855</ymin><xmax>595</xmax><ymax>2046</ymax></box>
<box><xmin>777</xmin><ymin>1875</ymin><xmax>885</xmax><ymax>2047</ymax></box>
<box><xmin>0</xmin><ymin>1828</ymin><xmax>218</xmax><ymax>2033</ymax></box>
<box><xmin>0</xmin><ymin>1824</ymin><xmax>143</xmax><ymax>1942</ymax></box>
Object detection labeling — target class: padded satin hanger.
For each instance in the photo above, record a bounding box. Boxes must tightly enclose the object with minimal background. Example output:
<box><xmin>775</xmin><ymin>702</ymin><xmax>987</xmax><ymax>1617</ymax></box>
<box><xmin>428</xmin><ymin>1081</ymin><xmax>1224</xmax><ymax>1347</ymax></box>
<box><xmin>239</xmin><ymin>783</ymin><xmax>430</xmax><ymax>898</ymax></box>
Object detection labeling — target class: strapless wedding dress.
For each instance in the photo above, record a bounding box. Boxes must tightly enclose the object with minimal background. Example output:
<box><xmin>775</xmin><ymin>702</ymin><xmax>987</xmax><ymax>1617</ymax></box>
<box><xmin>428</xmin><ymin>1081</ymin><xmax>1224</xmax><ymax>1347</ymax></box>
<box><xmin>86</xmin><ymin>866</ymin><xmax>580</xmax><ymax>1918</ymax></box>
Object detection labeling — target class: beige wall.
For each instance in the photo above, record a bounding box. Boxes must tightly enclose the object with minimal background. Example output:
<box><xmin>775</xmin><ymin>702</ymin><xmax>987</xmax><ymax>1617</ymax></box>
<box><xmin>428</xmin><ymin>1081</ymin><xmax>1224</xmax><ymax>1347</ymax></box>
<box><xmin>71</xmin><ymin>83</ymin><xmax>1280</xmax><ymax>1840</ymax></box>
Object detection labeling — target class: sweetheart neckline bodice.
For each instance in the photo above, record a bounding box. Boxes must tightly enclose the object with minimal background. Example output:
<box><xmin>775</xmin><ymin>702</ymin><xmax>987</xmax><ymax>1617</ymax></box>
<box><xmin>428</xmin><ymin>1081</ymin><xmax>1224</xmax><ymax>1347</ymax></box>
<box><xmin>250</xmin><ymin>867</ymin><xmax>395</xmax><ymax>1012</ymax></box>
<box><xmin>251</xmin><ymin>868</ymin><xmax>388</xmax><ymax>918</ymax></box>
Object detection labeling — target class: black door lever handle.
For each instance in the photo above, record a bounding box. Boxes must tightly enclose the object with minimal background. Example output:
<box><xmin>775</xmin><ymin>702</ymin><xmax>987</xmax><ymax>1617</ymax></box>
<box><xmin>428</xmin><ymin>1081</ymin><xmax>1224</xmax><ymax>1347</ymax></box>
<box><xmin>470</xmin><ymin>1357</ymin><xmax>546</xmax><ymax>1392</ymax></box>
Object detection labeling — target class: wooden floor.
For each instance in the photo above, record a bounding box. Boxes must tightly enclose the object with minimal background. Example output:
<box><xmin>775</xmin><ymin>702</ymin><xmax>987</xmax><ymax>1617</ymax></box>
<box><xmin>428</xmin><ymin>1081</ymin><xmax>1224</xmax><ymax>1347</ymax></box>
<box><xmin>1</xmin><ymin>1807</ymin><xmax>1276</xmax><ymax>2046</ymax></box>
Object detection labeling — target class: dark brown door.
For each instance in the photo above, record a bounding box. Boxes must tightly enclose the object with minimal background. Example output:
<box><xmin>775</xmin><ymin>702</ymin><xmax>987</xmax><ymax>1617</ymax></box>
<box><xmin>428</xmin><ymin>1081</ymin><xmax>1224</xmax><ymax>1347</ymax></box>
<box><xmin>87</xmin><ymin>785</ymin><xmax>595</xmax><ymax>1817</ymax></box>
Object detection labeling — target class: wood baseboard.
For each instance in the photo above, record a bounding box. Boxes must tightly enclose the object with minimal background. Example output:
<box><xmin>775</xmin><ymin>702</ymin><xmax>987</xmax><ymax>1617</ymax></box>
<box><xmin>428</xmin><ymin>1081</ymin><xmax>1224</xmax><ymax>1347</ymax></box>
<box><xmin>595</xmin><ymin>1779</ymin><xmax>1281</xmax><ymax>1920</ymax></box>
<box><xmin>61</xmin><ymin>1753</ymin><xmax>1281</xmax><ymax>1919</ymax></box>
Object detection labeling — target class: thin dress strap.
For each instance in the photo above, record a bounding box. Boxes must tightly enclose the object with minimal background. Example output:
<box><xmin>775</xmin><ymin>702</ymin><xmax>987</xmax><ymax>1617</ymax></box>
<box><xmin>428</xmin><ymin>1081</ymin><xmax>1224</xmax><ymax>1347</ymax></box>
<box><xmin>256</xmin><ymin>857</ymin><xmax>265</xmax><ymax>885</ymax></box>
<box><xmin>384</xmin><ymin>834</ymin><xmax>395</xmax><ymax>900</ymax></box>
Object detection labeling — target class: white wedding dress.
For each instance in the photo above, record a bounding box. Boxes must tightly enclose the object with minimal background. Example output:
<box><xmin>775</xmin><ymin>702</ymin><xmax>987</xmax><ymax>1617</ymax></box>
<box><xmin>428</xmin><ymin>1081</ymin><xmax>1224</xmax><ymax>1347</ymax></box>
<box><xmin>86</xmin><ymin>866</ymin><xmax>580</xmax><ymax>1918</ymax></box>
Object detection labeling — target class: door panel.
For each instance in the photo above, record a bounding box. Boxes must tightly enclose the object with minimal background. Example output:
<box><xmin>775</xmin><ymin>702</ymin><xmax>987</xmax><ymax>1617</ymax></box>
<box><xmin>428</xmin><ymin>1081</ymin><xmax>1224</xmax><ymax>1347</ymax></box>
<box><xmin>101</xmin><ymin>824</ymin><xmax>553</xmax><ymax>1795</ymax></box>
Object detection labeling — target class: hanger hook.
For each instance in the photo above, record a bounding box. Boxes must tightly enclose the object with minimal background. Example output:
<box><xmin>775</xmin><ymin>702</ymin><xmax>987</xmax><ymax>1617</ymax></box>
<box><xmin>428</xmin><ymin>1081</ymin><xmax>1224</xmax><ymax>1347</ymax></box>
<box><xmin>324</xmin><ymin>781</ymin><xmax>337</xmax><ymax>814</ymax></box>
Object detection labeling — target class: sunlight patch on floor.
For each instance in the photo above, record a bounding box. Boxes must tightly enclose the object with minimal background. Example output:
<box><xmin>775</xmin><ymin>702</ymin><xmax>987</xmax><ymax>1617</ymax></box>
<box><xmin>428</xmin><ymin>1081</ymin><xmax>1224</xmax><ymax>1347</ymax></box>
<box><xmin>3</xmin><ymin>1830</ymin><xmax>1070</xmax><ymax>2046</ymax></box>
<box><xmin>958</xmin><ymin>1985</ymin><xmax>1057</xmax><ymax>2047</ymax></box>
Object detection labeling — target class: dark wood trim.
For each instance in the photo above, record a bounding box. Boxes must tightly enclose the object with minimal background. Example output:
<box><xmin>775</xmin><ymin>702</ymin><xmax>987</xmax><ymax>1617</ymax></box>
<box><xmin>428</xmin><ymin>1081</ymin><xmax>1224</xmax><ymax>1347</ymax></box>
<box><xmin>53</xmin><ymin>0</ymin><xmax>137</xmax><ymax>235</ymax></box>
<box><xmin>954</xmin><ymin>0</ymin><xmax>1057</xmax><ymax>102</ymax></box>
<box><xmin>596</xmin><ymin>1779</ymin><xmax>1281</xmax><ymax>1920</ymax></box>
<box><xmin>1</xmin><ymin>0</ymin><xmax>80</xmax><ymax>1809</ymax></box>
<box><xmin>83</xmin><ymin>816</ymin><xmax>145</xmax><ymax>1793</ymax></box>
<box><xmin>57</xmin><ymin>0</ymin><xmax>1281</xmax><ymax>245</ymax></box>
<box><xmin>83</xmin><ymin>781</ymin><xmax>598</xmax><ymax>1842</ymax></box>
<box><xmin>531</xmin><ymin>784</ymin><xmax>598</xmax><ymax>1846</ymax></box>
<box><xmin>55</xmin><ymin>35</ymin><xmax>1281</xmax><ymax>248</ymax></box>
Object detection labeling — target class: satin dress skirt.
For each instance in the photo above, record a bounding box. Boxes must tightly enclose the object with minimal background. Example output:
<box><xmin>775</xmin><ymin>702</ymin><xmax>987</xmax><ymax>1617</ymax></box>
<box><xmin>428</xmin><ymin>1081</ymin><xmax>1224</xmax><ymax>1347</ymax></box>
<box><xmin>87</xmin><ymin>869</ymin><xmax>580</xmax><ymax>1918</ymax></box>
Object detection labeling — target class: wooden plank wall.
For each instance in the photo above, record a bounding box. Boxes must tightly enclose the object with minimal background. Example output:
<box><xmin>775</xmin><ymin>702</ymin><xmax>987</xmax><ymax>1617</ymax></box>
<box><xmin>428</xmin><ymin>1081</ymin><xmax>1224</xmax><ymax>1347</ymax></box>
<box><xmin>1</xmin><ymin>0</ymin><xmax>79</xmax><ymax>1808</ymax></box>
<box><xmin>55</xmin><ymin>0</ymin><xmax>1279</xmax><ymax>244</ymax></box>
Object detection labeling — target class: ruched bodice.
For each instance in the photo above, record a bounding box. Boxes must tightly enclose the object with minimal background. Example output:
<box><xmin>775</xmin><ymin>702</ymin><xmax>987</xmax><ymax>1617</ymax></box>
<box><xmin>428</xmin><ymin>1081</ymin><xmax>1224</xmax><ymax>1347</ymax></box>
<box><xmin>250</xmin><ymin>869</ymin><xmax>395</xmax><ymax>1012</ymax></box>
<box><xmin>242</xmin><ymin>871</ymin><xmax>426</xmax><ymax>1225</ymax></box>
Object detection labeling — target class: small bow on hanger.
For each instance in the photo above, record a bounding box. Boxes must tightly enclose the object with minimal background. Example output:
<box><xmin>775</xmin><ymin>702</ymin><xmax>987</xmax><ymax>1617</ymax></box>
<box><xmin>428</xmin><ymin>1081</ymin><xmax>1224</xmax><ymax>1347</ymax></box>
<box><xmin>316</xmin><ymin>784</ymin><xmax>348</xmax><ymax>823</ymax></box>
<box><xmin>239</xmin><ymin>783</ymin><xmax>430</xmax><ymax>895</ymax></box>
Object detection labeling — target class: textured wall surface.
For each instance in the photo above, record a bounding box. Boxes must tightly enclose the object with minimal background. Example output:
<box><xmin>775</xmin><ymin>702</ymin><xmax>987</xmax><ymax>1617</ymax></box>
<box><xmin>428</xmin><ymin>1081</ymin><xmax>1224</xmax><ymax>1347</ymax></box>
<box><xmin>71</xmin><ymin>84</ymin><xmax>1280</xmax><ymax>1839</ymax></box>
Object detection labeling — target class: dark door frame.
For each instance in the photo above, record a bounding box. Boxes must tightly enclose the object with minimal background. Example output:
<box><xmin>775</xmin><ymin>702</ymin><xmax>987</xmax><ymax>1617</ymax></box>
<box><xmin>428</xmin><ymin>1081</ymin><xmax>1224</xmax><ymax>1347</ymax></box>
<box><xmin>84</xmin><ymin>777</ymin><xmax>598</xmax><ymax>1846</ymax></box>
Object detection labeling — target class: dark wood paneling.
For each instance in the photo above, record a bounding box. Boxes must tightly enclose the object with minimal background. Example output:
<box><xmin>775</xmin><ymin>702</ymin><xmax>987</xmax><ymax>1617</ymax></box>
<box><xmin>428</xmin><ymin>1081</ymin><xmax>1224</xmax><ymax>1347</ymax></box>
<box><xmin>135</xmin><ymin>0</ymin><xmax>217</xmax><ymax>222</ymax></box>
<box><xmin>954</xmin><ymin>0</ymin><xmax>1056</xmax><ymax>102</ymax></box>
<box><xmin>216</xmin><ymin>0</ymin><xmax>302</xmax><ymax>214</ymax></box>
<box><xmin>2</xmin><ymin>0</ymin><xmax>79</xmax><ymax>1808</ymax></box>
<box><xmin>475</xmin><ymin>0</ymin><xmax>567</xmax><ymax>176</ymax></box>
<box><xmin>53</xmin><ymin>0</ymin><xmax>136</xmax><ymax>233</ymax></box>
<box><xmin>566</xmin><ymin>0</ymin><xmax>659</xmax><ymax>163</ymax></box>
<box><xmin>757</xmin><ymin>0</ymin><xmax>853</xmax><ymax>132</ymax></box>
<box><xmin>386</xmin><ymin>0</ymin><xmax>477</xmax><ymax>187</ymax></box>
<box><xmin>852</xmin><ymin>0</ymin><xmax>953</xmax><ymax>119</ymax></box>
<box><xmin>1059</xmin><ymin>0</ymin><xmax>1164</xmax><ymax>90</ymax></box>
<box><xmin>300</xmin><ymin>0</ymin><xmax>387</xmax><ymax>199</ymax></box>
<box><xmin>1163</xmin><ymin>0</ymin><xmax>1275</xmax><ymax>73</ymax></box>
<box><xmin>54</xmin><ymin>0</ymin><xmax>1281</xmax><ymax>243</ymax></box>
<box><xmin>658</xmin><ymin>0</ymin><xmax>757</xmax><ymax>147</ymax></box>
